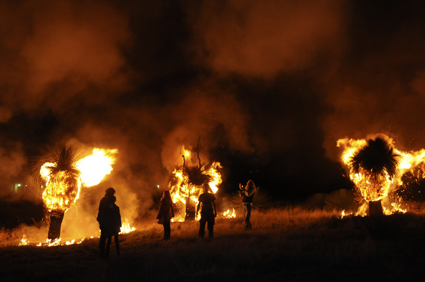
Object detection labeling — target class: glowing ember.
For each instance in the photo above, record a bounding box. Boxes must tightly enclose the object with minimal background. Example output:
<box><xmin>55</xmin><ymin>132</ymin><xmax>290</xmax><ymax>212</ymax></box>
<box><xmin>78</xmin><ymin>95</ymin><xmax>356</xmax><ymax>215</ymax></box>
<box><xmin>18</xmin><ymin>218</ymin><xmax>136</xmax><ymax>247</ymax></box>
<box><xmin>220</xmin><ymin>208</ymin><xmax>237</xmax><ymax>218</ymax></box>
<box><xmin>338</xmin><ymin>135</ymin><xmax>425</xmax><ymax>215</ymax></box>
<box><xmin>18</xmin><ymin>235</ymin><xmax>29</xmax><ymax>246</ymax></box>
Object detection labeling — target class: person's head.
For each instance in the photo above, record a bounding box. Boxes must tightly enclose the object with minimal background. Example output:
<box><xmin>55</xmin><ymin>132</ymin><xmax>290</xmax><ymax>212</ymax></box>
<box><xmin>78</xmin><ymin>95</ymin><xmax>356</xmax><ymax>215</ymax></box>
<box><xmin>245</xmin><ymin>180</ymin><xmax>256</xmax><ymax>192</ymax></box>
<box><xmin>162</xmin><ymin>190</ymin><xmax>171</xmax><ymax>202</ymax></box>
<box><xmin>203</xmin><ymin>183</ymin><xmax>210</xmax><ymax>193</ymax></box>
<box><xmin>109</xmin><ymin>195</ymin><xmax>117</xmax><ymax>208</ymax></box>
<box><xmin>105</xmin><ymin>187</ymin><xmax>115</xmax><ymax>196</ymax></box>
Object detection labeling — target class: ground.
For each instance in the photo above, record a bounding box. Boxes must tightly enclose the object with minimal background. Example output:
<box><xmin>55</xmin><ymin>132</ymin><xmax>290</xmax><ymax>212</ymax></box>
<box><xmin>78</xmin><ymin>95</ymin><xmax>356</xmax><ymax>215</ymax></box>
<box><xmin>1</xmin><ymin>207</ymin><xmax>425</xmax><ymax>282</ymax></box>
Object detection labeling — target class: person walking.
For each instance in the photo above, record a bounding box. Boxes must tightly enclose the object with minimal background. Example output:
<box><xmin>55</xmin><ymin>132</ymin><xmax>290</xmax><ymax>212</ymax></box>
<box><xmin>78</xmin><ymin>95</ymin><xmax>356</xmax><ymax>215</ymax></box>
<box><xmin>97</xmin><ymin>188</ymin><xmax>122</xmax><ymax>257</ymax></box>
<box><xmin>156</xmin><ymin>191</ymin><xmax>174</xmax><ymax>240</ymax></box>
<box><xmin>239</xmin><ymin>180</ymin><xmax>256</xmax><ymax>230</ymax></box>
<box><xmin>196</xmin><ymin>183</ymin><xmax>217</xmax><ymax>238</ymax></box>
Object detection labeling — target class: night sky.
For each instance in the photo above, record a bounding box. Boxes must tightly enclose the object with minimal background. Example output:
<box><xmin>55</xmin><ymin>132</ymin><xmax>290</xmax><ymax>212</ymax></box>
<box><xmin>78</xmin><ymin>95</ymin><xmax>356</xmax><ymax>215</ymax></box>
<box><xmin>1</xmin><ymin>1</ymin><xmax>425</xmax><ymax>212</ymax></box>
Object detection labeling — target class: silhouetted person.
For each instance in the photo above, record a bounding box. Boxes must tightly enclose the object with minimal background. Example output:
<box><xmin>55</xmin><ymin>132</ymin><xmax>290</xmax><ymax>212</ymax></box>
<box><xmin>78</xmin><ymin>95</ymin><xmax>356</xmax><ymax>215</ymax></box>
<box><xmin>239</xmin><ymin>180</ymin><xmax>256</xmax><ymax>230</ymax></box>
<box><xmin>196</xmin><ymin>184</ymin><xmax>217</xmax><ymax>238</ymax></box>
<box><xmin>157</xmin><ymin>191</ymin><xmax>175</xmax><ymax>240</ymax></box>
<box><xmin>98</xmin><ymin>188</ymin><xmax>122</xmax><ymax>257</ymax></box>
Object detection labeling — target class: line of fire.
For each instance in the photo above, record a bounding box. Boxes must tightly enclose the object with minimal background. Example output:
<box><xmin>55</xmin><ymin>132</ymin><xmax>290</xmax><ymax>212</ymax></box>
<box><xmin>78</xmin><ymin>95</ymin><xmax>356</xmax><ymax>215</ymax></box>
<box><xmin>16</xmin><ymin>140</ymin><xmax>236</xmax><ymax>247</ymax></box>
<box><xmin>15</xmin><ymin>133</ymin><xmax>425</xmax><ymax>247</ymax></box>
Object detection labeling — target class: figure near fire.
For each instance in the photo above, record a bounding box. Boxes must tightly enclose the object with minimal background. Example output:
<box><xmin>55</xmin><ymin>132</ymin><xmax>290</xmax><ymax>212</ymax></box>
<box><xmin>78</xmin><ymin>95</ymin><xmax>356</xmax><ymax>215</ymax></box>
<box><xmin>97</xmin><ymin>188</ymin><xmax>122</xmax><ymax>257</ymax></box>
<box><xmin>156</xmin><ymin>191</ymin><xmax>175</xmax><ymax>240</ymax></box>
<box><xmin>196</xmin><ymin>183</ymin><xmax>217</xmax><ymax>238</ymax></box>
<box><xmin>239</xmin><ymin>180</ymin><xmax>256</xmax><ymax>230</ymax></box>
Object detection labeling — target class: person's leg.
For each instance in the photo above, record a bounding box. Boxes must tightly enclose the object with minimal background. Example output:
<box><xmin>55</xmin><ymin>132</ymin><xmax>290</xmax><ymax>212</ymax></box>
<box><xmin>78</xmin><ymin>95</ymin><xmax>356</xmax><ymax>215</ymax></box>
<box><xmin>99</xmin><ymin>231</ymin><xmax>107</xmax><ymax>257</ymax></box>
<box><xmin>207</xmin><ymin>215</ymin><xmax>214</xmax><ymax>238</ymax></box>
<box><xmin>245</xmin><ymin>204</ymin><xmax>252</xmax><ymax>230</ymax></box>
<box><xmin>164</xmin><ymin>221</ymin><xmax>171</xmax><ymax>239</ymax></box>
<box><xmin>199</xmin><ymin>217</ymin><xmax>206</xmax><ymax>238</ymax></box>
<box><xmin>114</xmin><ymin>233</ymin><xmax>120</xmax><ymax>255</ymax></box>
<box><xmin>106</xmin><ymin>236</ymin><xmax>112</xmax><ymax>256</ymax></box>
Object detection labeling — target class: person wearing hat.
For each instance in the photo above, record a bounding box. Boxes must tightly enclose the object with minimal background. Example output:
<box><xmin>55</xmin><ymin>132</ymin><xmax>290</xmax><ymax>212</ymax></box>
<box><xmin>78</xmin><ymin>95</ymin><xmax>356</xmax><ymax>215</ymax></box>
<box><xmin>97</xmin><ymin>187</ymin><xmax>120</xmax><ymax>257</ymax></box>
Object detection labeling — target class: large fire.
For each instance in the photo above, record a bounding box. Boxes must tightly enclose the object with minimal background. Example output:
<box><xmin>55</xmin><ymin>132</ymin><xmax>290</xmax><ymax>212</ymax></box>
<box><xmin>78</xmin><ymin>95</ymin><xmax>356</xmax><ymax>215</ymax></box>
<box><xmin>338</xmin><ymin>135</ymin><xmax>425</xmax><ymax>215</ymax></box>
<box><xmin>41</xmin><ymin>148</ymin><xmax>117</xmax><ymax>213</ymax></box>
<box><xmin>168</xmin><ymin>146</ymin><xmax>234</xmax><ymax>221</ymax></box>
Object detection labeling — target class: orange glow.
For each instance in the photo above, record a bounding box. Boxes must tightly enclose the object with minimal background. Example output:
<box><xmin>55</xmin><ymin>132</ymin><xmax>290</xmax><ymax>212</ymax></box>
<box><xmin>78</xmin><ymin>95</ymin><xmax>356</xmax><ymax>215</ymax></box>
<box><xmin>169</xmin><ymin>147</ymin><xmax>224</xmax><ymax>222</ymax></box>
<box><xmin>76</xmin><ymin>148</ymin><xmax>117</xmax><ymax>187</ymax></box>
<box><xmin>220</xmin><ymin>208</ymin><xmax>236</xmax><ymax>219</ymax></box>
<box><xmin>338</xmin><ymin>136</ymin><xmax>425</xmax><ymax>215</ymax></box>
<box><xmin>120</xmin><ymin>217</ymin><xmax>136</xmax><ymax>234</ymax></box>
<box><xmin>41</xmin><ymin>148</ymin><xmax>117</xmax><ymax>213</ymax></box>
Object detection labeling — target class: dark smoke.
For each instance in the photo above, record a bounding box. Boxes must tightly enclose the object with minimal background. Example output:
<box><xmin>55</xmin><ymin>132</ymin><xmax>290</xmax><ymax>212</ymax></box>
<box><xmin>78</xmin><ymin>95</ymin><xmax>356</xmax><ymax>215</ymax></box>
<box><xmin>1</xmin><ymin>0</ymin><xmax>425</xmax><ymax>225</ymax></box>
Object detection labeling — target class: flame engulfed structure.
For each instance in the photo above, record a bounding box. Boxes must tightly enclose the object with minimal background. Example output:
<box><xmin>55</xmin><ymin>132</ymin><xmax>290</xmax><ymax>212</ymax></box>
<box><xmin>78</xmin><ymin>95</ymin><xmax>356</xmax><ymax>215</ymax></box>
<box><xmin>40</xmin><ymin>148</ymin><xmax>117</xmax><ymax>213</ymax></box>
<box><xmin>169</xmin><ymin>147</ymin><xmax>223</xmax><ymax>222</ymax></box>
<box><xmin>37</xmin><ymin>146</ymin><xmax>117</xmax><ymax>240</ymax></box>
<box><xmin>338</xmin><ymin>134</ymin><xmax>425</xmax><ymax>215</ymax></box>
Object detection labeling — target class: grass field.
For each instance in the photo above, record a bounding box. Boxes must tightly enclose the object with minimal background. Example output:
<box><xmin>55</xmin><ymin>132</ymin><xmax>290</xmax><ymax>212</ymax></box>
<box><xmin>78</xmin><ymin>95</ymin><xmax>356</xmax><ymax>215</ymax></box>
<box><xmin>1</xmin><ymin>206</ymin><xmax>425</xmax><ymax>282</ymax></box>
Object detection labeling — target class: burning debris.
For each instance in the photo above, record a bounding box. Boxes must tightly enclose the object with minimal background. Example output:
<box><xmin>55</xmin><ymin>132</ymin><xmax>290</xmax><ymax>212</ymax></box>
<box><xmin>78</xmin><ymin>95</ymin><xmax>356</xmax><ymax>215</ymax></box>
<box><xmin>338</xmin><ymin>134</ymin><xmax>425</xmax><ymax>216</ymax></box>
<box><xmin>32</xmin><ymin>145</ymin><xmax>117</xmax><ymax>240</ymax></box>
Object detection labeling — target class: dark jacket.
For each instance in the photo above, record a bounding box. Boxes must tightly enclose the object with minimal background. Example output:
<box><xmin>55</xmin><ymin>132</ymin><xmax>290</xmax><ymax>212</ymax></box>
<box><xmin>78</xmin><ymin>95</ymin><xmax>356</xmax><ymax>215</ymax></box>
<box><xmin>98</xmin><ymin>201</ymin><xmax>122</xmax><ymax>232</ymax></box>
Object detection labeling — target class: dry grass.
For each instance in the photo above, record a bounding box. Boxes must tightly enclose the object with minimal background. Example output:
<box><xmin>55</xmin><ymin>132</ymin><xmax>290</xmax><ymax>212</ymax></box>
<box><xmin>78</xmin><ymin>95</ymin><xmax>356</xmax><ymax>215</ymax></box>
<box><xmin>1</xmin><ymin>206</ymin><xmax>425</xmax><ymax>281</ymax></box>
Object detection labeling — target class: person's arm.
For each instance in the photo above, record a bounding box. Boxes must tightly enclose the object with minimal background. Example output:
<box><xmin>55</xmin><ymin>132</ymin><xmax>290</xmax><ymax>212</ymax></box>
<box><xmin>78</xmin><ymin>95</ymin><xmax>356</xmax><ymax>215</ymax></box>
<box><xmin>213</xmin><ymin>201</ymin><xmax>217</xmax><ymax>218</ymax></box>
<box><xmin>196</xmin><ymin>201</ymin><xmax>200</xmax><ymax>214</ymax></box>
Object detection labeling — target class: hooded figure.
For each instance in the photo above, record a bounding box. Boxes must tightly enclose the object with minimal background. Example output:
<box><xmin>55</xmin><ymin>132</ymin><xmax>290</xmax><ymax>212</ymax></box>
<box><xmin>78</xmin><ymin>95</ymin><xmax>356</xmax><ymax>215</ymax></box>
<box><xmin>98</xmin><ymin>188</ymin><xmax>121</xmax><ymax>257</ymax></box>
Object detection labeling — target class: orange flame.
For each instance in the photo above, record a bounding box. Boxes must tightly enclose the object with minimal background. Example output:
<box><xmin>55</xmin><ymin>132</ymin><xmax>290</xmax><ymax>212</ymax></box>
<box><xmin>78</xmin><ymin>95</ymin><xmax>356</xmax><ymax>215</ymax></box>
<box><xmin>169</xmin><ymin>146</ymin><xmax>223</xmax><ymax>222</ymax></box>
<box><xmin>338</xmin><ymin>136</ymin><xmax>425</xmax><ymax>215</ymax></box>
<box><xmin>120</xmin><ymin>217</ymin><xmax>136</xmax><ymax>234</ymax></box>
<box><xmin>40</xmin><ymin>148</ymin><xmax>117</xmax><ymax>213</ymax></box>
<box><xmin>18</xmin><ymin>218</ymin><xmax>136</xmax><ymax>247</ymax></box>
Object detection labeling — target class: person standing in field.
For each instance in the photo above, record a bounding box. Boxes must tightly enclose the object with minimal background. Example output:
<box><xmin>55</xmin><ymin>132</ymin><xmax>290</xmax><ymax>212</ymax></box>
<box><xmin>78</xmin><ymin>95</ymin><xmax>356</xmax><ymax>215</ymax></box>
<box><xmin>196</xmin><ymin>183</ymin><xmax>217</xmax><ymax>238</ymax></box>
<box><xmin>98</xmin><ymin>188</ymin><xmax>122</xmax><ymax>257</ymax></box>
<box><xmin>106</xmin><ymin>196</ymin><xmax>121</xmax><ymax>256</ymax></box>
<box><xmin>156</xmin><ymin>191</ymin><xmax>175</xmax><ymax>240</ymax></box>
<box><xmin>239</xmin><ymin>180</ymin><xmax>256</xmax><ymax>230</ymax></box>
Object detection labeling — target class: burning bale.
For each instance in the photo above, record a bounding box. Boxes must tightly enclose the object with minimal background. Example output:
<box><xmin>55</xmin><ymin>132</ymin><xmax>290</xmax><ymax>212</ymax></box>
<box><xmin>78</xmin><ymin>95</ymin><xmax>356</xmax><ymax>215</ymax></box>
<box><xmin>338</xmin><ymin>134</ymin><xmax>425</xmax><ymax>216</ymax></box>
<box><xmin>33</xmin><ymin>145</ymin><xmax>117</xmax><ymax>240</ymax></box>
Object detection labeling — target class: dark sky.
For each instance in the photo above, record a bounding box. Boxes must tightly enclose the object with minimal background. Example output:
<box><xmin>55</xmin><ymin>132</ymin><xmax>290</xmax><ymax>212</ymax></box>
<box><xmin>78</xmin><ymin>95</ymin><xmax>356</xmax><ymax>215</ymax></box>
<box><xmin>1</xmin><ymin>0</ymin><xmax>425</xmax><ymax>209</ymax></box>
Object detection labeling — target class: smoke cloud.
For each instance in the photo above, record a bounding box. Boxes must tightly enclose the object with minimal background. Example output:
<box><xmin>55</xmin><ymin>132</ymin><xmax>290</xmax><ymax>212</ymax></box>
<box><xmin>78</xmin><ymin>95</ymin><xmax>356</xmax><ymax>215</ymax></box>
<box><xmin>3</xmin><ymin>0</ymin><xmax>425</xmax><ymax>238</ymax></box>
<box><xmin>187</xmin><ymin>0</ymin><xmax>346</xmax><ymax>78</ymax></box>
